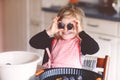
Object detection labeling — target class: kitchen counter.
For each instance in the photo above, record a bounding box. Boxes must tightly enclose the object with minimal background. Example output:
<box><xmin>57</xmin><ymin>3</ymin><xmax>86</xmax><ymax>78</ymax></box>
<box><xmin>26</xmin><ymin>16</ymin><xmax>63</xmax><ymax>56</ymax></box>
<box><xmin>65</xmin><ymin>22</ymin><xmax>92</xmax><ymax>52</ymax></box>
<box><xmin>41</xmin><ymin>3</ymin><xmax>120</xmax><ymax>22</ymax></box>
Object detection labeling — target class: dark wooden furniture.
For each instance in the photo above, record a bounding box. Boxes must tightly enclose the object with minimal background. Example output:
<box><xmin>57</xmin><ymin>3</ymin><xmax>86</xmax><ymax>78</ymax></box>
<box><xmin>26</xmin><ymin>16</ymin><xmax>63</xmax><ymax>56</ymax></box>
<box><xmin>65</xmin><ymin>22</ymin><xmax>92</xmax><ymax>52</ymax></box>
<box><xmin>97</xmin><ymin>55</ymin><xmax>110</xmax><ymax>80</ymax></box>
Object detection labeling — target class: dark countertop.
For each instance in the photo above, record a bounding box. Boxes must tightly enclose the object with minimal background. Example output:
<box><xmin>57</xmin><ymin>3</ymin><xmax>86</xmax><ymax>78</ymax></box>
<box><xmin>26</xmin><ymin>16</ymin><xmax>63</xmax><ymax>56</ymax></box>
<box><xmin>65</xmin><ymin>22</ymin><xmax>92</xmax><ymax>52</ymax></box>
<box><xmin>41</xmin><ymin>3</ymin><xmax>120</xmax><ymax>22</ymax></box>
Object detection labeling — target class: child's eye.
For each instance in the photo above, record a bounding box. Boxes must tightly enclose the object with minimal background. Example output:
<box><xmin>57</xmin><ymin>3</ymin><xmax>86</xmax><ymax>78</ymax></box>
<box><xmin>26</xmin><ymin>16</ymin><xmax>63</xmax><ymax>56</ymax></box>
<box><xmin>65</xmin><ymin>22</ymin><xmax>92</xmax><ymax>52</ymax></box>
<box><xmin>67</xmin><ymin>23</ymin><xmax>74</xmax><ymax>30</ymax></box>
<box><xmin>58</xmin><ymin>22</ymin><xmax>65</xmax><ymax>29</ymax></box>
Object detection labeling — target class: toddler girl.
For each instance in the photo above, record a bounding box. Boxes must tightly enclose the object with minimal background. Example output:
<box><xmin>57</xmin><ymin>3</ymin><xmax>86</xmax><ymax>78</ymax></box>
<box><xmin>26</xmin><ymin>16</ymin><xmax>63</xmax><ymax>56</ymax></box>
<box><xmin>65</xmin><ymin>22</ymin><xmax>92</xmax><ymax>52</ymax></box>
<box><xmin>29</xmin><ymin>5</ymin><xmax>99</xmax><ymax>68</ymax></box>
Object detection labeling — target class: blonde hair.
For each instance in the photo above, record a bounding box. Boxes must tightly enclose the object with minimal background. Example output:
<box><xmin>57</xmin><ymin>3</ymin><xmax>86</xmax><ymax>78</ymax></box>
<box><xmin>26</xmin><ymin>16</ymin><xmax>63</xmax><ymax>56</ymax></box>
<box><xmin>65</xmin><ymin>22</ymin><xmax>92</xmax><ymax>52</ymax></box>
<box><xmin>55</xmin><ymin>5</ymin><xmax>85</xmax><ymax>38</ymax></box>
<box><xmin>57</xmin><ymin>4</ymin><xmax>85</xmax><ymax>27</ymax></box>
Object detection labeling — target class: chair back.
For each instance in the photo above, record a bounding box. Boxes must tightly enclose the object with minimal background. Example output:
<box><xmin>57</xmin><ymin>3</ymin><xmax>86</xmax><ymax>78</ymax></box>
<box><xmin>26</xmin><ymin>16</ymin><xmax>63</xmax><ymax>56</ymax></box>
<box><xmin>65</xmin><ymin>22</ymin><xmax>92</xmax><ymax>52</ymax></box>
<box><xmin>83</xmin><ymin>55</ymin><xmax>110</xmax><ymax>80</ymax></box>
<box><xmin>97</xmin><ymin>55</ymin><xmax>110</xmax><ymax>80</ymax></box>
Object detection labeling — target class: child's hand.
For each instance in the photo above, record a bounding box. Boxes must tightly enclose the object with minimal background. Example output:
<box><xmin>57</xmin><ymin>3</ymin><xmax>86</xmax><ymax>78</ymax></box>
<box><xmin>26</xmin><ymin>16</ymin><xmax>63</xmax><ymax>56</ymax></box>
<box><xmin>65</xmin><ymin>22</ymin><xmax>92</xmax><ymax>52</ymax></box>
<box><xmin>46</xmin><ymin>17</ymin><xmax>59</xmax><ymax>36</ymax></box>
<box><xmin>74</xmin><ymin>20</ymin><xmax>83</xmax><ymax>33</ymax></box>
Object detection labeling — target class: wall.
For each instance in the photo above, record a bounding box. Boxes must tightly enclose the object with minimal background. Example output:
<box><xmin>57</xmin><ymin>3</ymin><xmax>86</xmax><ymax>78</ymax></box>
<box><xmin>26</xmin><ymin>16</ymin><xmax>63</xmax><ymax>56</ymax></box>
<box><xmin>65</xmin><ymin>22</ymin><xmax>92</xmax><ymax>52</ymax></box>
<box><xmin>79</xmin><ymin>0</ymin><xmax>99</xmax><ymax>4</ymax></box>
<box><xmin>0</xmin><ymin>0</ymin><xmax>3</xmax><ymax>51</ymax></box>
<box><xmin>42</xmin><ymin>0</ymin><xmax>99</xmax><ymax>8</ymax></box>
<box><xmin>42</xmin><ymin>0</ymin><xmax>69</xmax><ymax>7</ymax></box>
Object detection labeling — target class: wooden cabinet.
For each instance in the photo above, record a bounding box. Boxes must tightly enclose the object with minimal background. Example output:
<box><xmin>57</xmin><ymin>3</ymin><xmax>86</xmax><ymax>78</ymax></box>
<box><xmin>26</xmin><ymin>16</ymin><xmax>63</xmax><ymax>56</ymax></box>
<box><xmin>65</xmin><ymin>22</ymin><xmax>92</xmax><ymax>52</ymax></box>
<box><xmin>117</xmin><ymin>38</ymin><xmax>120</xmax><ymax>80</ymax></box>
<box><xmin>3</xmin><ymin>0</ymin><xmax>42</xmax><ymax>51</ymax></box>
<box><xmin>0</xmin><ymin>0</ymin><xmax>3</xmax><ymax>51</ymax></box>
<box><xmin>86</xmin><ymin>32</ymin><xmax>117</xmax><ymax>80</ymax></box>
<box><xmin>28</xmin><ymin>0</ymin><xmax>43</xmax><ymax>52</ymax></box>
<box><xmin>84</xmin><ymin>17</ymin><xmax>119</xmax><ymax>80</ymax></box>
<box><xmin>118</xmin><ymin>22</ymin><xmax>120</xmax><ymax>37</ymax></box>
<box><xmin>41</xmin><ymin>11</ymin><xmax>57</xmax><ymax>30</ymax></box>
<box><xmin>3</xmin><ymin>0</ymin><xmax>28</xmax><ymax>51</ymax></box>
<box><xmin>84</xmin><ymin>18</ymin><xmax>118</xmax><ymax>36</ymax></box>
<box><xmin>117</xmin><ymin>22</ymin><xmax>120</xmax><ymax>80</ymax></box>
<box><xmin>3</xmin><ymin>0</ymin><xmax>44</xmax><ymax>64</ymax></box>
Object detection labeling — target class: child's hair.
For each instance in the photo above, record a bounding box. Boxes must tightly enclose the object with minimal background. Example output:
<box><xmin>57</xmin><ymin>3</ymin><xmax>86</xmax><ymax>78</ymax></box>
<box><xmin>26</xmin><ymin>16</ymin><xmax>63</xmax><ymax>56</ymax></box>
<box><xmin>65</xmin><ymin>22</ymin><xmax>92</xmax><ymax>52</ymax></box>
<box><xmin>57</xmin><ymin>4</ymin><xmax>85</xmax><ymax>27</ymax></box>
<box><xmin>54</xmin><ymin>5</ymin><xmax>85</xmax><ymax>38</ymax></box>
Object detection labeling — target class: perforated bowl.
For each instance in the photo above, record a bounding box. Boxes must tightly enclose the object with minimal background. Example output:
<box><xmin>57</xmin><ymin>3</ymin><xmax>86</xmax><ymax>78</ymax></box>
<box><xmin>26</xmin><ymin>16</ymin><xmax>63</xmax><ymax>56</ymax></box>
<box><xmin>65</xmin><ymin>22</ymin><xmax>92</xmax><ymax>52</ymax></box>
<box><xmin>38</xmin><ymin>68</ymin><xmax>103</xmax><ymax>80</ymax></box>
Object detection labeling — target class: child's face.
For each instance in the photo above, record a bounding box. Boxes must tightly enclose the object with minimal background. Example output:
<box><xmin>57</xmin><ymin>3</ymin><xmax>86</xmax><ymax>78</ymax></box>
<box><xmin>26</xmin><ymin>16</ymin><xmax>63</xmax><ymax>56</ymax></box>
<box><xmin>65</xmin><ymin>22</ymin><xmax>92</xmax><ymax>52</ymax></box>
<box><xmin>58</xmin><ymin>16</ymin><xmax>78</xmax><ymax>40</ymax></box>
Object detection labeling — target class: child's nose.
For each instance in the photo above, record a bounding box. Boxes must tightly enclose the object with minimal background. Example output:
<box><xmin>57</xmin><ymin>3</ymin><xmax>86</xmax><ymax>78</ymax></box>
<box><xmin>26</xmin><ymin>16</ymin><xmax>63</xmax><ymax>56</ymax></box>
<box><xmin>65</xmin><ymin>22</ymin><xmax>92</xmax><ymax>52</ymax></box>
<box><xmin>64</xmin><ymin>25</ymin><xmax>68</xmax><ymax>31</ymax></box>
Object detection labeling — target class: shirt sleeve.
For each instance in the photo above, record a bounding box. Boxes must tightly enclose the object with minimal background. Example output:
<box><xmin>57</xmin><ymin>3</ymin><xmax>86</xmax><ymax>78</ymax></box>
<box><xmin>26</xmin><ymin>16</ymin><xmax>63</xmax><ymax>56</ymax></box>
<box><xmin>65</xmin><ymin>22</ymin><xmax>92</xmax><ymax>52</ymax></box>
<box><xmin>79</xmin><ymin>31</ymin><xmax>99</xmax><ymax>55</ymax></box>
<box><xmin>29</xmin><ymin>30</ymin><xmax>53</xmax><ymax>49</ymax></box>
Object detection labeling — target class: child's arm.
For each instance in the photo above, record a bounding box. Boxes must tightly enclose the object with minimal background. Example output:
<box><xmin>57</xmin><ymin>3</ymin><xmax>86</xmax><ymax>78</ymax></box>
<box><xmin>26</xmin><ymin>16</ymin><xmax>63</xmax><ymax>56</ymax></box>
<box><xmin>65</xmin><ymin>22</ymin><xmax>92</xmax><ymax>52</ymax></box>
<box><xmin>79</xmin><ymin>31</ymin><xmax>99</xmax><ymax>55</ymax></box>
<box><xmin>29</xmin><ymin>17</ymin><xmax>59</xmax><ymax>49</ymax></box>
<box><xmin>46</xmin><ymin>17</ymin><xmax>60</xmax><ymax>37</ymax></box>
<box><xmin>29</xmin><ymin>30</ymin><xmax>53</xmax><ymax>49</ymax></box>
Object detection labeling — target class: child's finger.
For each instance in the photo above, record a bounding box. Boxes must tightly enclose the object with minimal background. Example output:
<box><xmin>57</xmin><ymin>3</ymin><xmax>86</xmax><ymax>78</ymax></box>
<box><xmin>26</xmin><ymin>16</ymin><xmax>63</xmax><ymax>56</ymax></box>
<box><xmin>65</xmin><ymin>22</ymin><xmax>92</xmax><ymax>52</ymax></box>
<box><xmin>74</xmin><ymin>20</ymin><xmax>83</xmax><ymax>33</ymax></box>
<box><xmin>73</xmin><ymin>20</ymin><xmax>79</xmax><ymax>31</ymax></box>
<box><xmin>53</xmin><ymin>16</ymin><xmax>60</xmax><ymax>22</ymax></box>
<box><xmin>51</xmin><ymin>17</ymin><xmax>60</xmax><ymax>32</ymax></box>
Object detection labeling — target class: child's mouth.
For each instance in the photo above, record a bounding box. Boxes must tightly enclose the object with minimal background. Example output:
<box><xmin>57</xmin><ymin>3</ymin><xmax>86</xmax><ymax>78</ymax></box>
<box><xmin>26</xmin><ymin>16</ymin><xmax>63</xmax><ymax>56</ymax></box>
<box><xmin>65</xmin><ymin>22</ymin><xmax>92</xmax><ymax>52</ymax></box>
<box><xmin>63</xmin><ymin>32</ymin><xmax>73</xmax><ymax>35</ymax></box>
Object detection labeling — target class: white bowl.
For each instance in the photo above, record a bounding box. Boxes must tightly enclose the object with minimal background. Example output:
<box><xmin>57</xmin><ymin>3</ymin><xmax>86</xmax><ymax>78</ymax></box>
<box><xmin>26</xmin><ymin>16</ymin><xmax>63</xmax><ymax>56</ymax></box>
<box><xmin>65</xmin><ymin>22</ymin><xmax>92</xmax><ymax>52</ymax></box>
<box><xmin>0</xmin><ymin>51</ymin><xmax>41</xmax><ymax>80</ymax></box>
